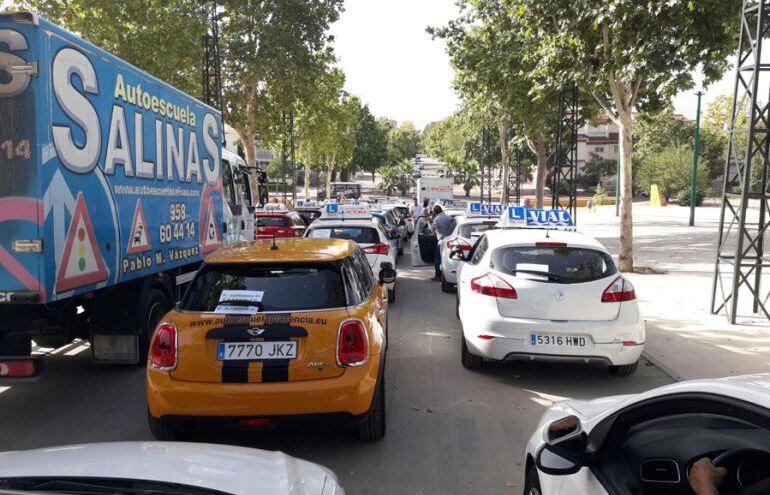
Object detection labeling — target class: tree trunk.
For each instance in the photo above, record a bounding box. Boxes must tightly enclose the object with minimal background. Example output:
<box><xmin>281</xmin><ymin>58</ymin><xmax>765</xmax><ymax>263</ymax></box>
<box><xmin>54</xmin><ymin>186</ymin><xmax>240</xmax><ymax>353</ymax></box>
<box><xmin>617</xmin><ymin>108</ymin><xmax>634</xmax><ymax>271</ymax></box>
<box><xmin>326</xmin><ymin>152</ymin><xmax>335</xmax><ymax>199</ymax></box>
<box><xmin>371</xmin><ymin>171</ymin><xmax>375</xmax><ymax>184</ymax></box>
<box><xmin>236</xmin><ymin>126</ymin><xmax>257</xmax><ymax>200</ymax></box>
<box><xmin>304</xmin><ymin>162</ymin><xmax>311</xmax><ymax>199</ymax></box>
<box><xmin>498</xmin><ymin>118</ymin><xmax>510</xmax><ymax>204</ymax></box>
<box><xmin>464</xmin><ymin>183</ymin><xmax>472</xmax><ymax>197</ymax></box>
<box><xmin>530</xmin><ymin>137</ymin><xmax>548</xmax><ymax>209</ymax></box>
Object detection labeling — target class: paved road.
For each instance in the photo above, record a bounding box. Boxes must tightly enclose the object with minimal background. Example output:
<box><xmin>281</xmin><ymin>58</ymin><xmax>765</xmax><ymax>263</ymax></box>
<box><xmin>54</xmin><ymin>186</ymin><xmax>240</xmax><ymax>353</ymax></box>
<box><xmin>0</xmin><ymin>254</ymin><xmax>672</xmax><ymax>494</ymax></box>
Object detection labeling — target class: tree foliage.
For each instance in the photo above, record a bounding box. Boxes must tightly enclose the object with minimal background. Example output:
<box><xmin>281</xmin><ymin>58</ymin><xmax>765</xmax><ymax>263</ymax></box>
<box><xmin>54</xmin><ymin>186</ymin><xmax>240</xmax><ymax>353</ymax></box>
<box><xmin>379</xmin><ymin>159</ymin><xmax>415</xmax><ymax>195</ymax></box>
<box><xmin>349</xmin><ymin>104</ymin><xmax>389</xmax><ymax>176</ymax></box>
<box><xmin>636</xmin><ymin>146</ymin><xmax>709</xmax><ymax>203</ymax></box>
<box><xmin>386</xmin><ymin>122</ymin><xmax>421</xmax><ymax>165</ymax></box>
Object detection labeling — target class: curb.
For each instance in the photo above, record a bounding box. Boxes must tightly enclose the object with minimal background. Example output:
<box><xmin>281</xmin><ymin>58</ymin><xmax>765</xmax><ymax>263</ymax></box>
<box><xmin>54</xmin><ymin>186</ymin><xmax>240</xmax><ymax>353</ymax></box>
<box><xmin>642</xmin><ymin>351</ymin><xmax>684</xmax><ymax>382</ymax></box>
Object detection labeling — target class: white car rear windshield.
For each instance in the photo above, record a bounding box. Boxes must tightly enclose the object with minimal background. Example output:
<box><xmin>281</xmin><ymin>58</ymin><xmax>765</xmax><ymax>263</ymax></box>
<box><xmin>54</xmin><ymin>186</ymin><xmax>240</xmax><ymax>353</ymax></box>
<box><xmin>181</xmin><ymin>263</ymin><xmax>347</xmax><ymax>312</ymax></box>
<box><xmin>308</xmin><ymin>227</ymin><xmax>379</xmax><ymax>244</ymax></box>
<box><xmin>459</xmin><ymin>222</ymin><xmax>497</xmax><ymax>238</ymax></box>
<box><xmin>490</xmin><ymin>246</ymin><xmax>617</xmax><ymax>284</ymax></box>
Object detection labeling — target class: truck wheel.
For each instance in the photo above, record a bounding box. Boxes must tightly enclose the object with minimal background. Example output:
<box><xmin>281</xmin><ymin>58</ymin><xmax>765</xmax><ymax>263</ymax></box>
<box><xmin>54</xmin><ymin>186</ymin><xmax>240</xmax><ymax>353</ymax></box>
<box><xmin>140</xmin><ymin>289</ymin><xmax>171</xmax><ymax>365</ymax></box>
<box><xmin>0</xmin><ymin>335</ymin><xmax>32</xmax><ymax>356</ymax></box>
<box><xmin>148</xmin><ymin>409</ymin><xmax>178</xmax><ymax>441</ymax></box>
<box><xmin>356</xmin><ymin>376</ymin><xmax>386</xmax><ymax>441</ymax></box>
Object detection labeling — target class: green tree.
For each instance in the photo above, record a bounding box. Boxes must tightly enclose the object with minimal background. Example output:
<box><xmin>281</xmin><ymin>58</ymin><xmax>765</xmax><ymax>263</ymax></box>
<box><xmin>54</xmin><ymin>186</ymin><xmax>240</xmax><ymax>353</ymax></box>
<box><xmin>386</xmin><ymin>122</ymin><xmax>421</xmax><ymax>165</ymax></box>
<box><xmin>219</xmin><ymin>0</ymin><xmax>344</xmax><ymax>176</ymax></box>
<box><xmin>379</xmin><ymin>159</ymin><xmax>415</xmax><ymax>195</ymax></box>
<box><xmin>349</xmin><ymin>104</ymin><xmax>388</xmax><ymax>183</ymax></box>
<box><xmin>636</xmin><ymin>146</ymin><xmax>710</xmax><ymax>203</ymax></box>
<box><xmin>440</xmin><ymin>159</ymin><xmax>479</xmax><ymax>197</ymax></box>
<box><xmin>14</xmin><ymin>0</ymin><xmax>206</xmax><ymax>95</ymax></box>
<box><xmin>700</xmin><ymin>94</ymin><xmax>750</xmax><ymax>181</ymax></box>
<box><xmin>635</xmin><ymin>107</ymin><xmax>694</xmax><ymax>162</ymax></box>
<box><xmin>512</xmin><ymin>0</ymin><xmax>740</xmax><ymax>270</ymax></box>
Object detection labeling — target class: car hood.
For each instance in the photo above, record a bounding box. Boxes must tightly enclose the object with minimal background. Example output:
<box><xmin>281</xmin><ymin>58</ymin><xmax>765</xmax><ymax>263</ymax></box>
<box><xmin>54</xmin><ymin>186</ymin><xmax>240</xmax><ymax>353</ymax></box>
<box><xmin>0</xmin><ymin>442</ymin><xmax>342</xmax><ymax>495</ymax></box>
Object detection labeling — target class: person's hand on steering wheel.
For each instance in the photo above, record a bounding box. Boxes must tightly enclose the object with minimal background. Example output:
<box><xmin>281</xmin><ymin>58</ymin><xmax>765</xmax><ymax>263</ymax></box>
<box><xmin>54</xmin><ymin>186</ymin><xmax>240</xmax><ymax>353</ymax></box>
<box><xmin>689</xmin><ymin>457</ymin><xmax>727</xmax><ymax>495</ymax></box>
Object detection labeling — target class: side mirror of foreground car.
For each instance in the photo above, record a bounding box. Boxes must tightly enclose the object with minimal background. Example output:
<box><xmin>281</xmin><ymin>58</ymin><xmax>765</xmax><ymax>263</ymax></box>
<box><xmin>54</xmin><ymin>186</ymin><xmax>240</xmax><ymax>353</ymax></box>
<box><xmin>380</xmin><ymin>262</ymin><xmax>397</xmax><ymax>285</ymax></box>
<box><xmin>535</xmin><ymin>415</ymin><xmax>586</xmax><ymax>476</ymax></box>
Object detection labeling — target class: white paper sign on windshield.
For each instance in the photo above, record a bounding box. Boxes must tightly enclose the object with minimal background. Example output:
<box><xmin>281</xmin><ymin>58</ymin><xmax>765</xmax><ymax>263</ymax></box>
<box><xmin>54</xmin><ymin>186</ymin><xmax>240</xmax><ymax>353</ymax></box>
<box><xmin>219</xmin><ymin>290</ymin><xmax>264</xmax><ymax>303</ymax></box>
<box><xmin>515</xmin><ymin>263</ymin><xmax>550</xmax><ymax>279</ymax></box>
<box><xmin>214</xmin><ymin>304</ymin><xmax>261</xmax><ymax>314</ymax></box>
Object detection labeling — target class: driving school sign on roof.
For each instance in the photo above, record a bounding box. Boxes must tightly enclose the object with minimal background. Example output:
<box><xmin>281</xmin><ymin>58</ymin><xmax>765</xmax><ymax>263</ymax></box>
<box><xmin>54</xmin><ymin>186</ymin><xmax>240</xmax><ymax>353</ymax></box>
<box><xmin>501</xmin><ymin>207</ymin><xmax>574</xmax><ymax>228</ymax></box>
<box><xmin>467</xmin><ymin>202</ymin><xmax>504</xmax><ymax>217</ymax></box>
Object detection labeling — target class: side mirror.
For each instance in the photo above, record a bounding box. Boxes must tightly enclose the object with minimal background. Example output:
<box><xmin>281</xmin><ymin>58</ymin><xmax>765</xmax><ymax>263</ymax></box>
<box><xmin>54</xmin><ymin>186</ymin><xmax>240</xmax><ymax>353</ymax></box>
<box><xmin>379</xmin><ymin>262</ymin><xmax>397</xmax><ymax>285</ymax></box>
<box><xmin>449</xmin><ymin>246</ymin><xmax>469</xmax><ymax>262</ymax></box>
<box><xmin>535</xmin><ymin>416</ymin><xmax>586</xmax><ymax>476</ymax></box>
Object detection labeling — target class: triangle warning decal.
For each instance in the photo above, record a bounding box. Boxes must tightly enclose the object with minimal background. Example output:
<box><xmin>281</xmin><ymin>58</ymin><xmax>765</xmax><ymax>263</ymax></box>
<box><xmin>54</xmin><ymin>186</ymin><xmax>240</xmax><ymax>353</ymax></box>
<box><xmin>202</xmin><ymin>198</ymin><xmax>222</xmax><ymax>254</ymax></box>
<box><xmin>126</xmin><ymin>198</ymin><xmax>152</xmax><ymax>254</ymax></box>
<box><xmin>55</xmin><ymin>192</ymin><xmax>108</xmax><ymax>293</ymax></box>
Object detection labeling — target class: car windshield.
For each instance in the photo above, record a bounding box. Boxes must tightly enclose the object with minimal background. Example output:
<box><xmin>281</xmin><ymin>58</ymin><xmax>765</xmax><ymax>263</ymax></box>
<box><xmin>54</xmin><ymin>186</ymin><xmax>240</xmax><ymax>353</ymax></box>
<box><xmin>256</xmin><ymin>216</ymin><xmax>289</xmax><ymax>227</ymax></box>
<box><xmin>491</xmin><ymin>246</ymin><xmax>617</xmax><ymax>284</ymax></box>
<box><xmin>180</xmin><ymin>262</ymin><xmax>346</xmax><ymax>312</ymax></box>
<box><xmin>458</xmin><ymin>222</ymin><xmax>497</xmax><ymax>238</ymax></box>
<box><xmin>308</xmin><ymin>227</ymin><xmax>379</xmax><ymax>244</ymax></box>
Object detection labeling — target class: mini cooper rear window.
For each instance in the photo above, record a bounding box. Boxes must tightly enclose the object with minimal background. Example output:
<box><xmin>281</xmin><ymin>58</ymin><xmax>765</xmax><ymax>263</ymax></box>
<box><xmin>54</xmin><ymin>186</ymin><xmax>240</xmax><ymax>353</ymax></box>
<box><xmin>308</xmin><ymin>227</ymin><xmax>379</xmax><ymax>245</ymax></box>
<box><xmin>181</xmin><ymin>262</ymin><xmax>347</xmax><ymax>312</ymax></box>
<box><xmin>491</xmin><ymin>246</ymin><xmax>617</xmax><ymax>284</ymax></box>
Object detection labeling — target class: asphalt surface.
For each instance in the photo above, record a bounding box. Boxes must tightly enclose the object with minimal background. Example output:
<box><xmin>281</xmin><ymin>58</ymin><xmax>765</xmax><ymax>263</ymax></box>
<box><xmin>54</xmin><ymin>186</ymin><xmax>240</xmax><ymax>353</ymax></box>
<box><xmin>0</xmin><ymin>252</ymin><xmax>673</xmax><ymax>494</ymax></box>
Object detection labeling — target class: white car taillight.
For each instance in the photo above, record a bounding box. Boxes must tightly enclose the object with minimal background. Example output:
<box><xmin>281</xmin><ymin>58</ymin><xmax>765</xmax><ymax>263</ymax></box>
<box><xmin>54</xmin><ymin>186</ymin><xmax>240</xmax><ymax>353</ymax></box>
<box><xmin>150</xmin><ymin>322</ymin><xmax>177</xmax><ymax>370</ymax></box>
<box><xmin>447</xmin><ymin>238</ymin><xmax>472</xmax><ymax>252</ymax></box>
<box><xmin>470</xmin><ymin>273</ymin><xmax>518</xmax><ymax>299</ymax></box>
<box><xmin>601</xmin><ymin>276</ymin><xmax>636</xmax><ymax>302</ymax></box>
<box><xmin>362</xmin><ymin>243</ymin><xmax>390</xmax><ymax>255</ymax></box>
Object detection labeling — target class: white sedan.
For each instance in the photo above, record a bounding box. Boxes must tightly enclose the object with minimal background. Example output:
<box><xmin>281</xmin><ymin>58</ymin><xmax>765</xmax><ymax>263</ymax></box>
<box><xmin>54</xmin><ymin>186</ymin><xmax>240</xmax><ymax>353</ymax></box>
<box><xmin>524</xmin><ymin>373</ymin><xmax>770</xmax><ymax>495</ymax></box>
<box><xmin>0</xmin><ymin>442</ymin><xmax>344</xmax><ymax>494</ymax></box>
<box><xmin>306</xmin><ymin>204</ymin><xmax>398</xmax><ymax>303</ymax></box>
<box><xmin>455</xmin><ymin>207</ymin><xmax>645</xmax><ymax>375</ymax></box>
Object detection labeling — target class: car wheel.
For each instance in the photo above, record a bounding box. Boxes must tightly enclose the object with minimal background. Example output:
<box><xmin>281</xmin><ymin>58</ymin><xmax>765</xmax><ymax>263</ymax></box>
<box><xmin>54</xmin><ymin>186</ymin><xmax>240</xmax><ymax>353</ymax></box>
<box><xmin>357</xmin><ymin>376</ymin><xmax>386</xmax><ymax>441</ymax></box>
<box><xmin>523</xmin><ymin>465</ymin><xmax>542</xmax><ymax>495</ymax></box>
<box><xmin>609</xmin><ymin>360</ymin><xmax>639</xmax><ymax>376</ymax></box>
<box><xmin>455</xmin><ymin>294</ymin><xmax>460</xmax><ymax>320</ymax></box>
<box><xmin>441</xmin><ymin>275</ymin><xmax>453</xmax><ymax>293</ymax></box>
<box><xmin>147</xmin><ymin>410</ymin><xmax>178</xmax><ymax>441</ymax></box>
<box><xmin>461</xmin><ymin>337</ymin><xmax>484</xmax><ymax>369</ymax></box>
<box><xmin>388</xmin><ymin>286</ymin><xmax>396</xmax><ymax>304</ymax></box>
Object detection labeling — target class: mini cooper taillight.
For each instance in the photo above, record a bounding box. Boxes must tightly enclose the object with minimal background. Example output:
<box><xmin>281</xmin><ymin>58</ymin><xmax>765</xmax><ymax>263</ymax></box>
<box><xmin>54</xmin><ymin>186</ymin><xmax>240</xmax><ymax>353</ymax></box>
<box><xmin>150</xmin><ymin>322</ymin><xmax>177</xmax><ymax>370</ymax></box>
<box><xmin>471</xmin><ymin>273</ymin><xmax>518</xmax><ymax>299</ymax></box>
<box><xmin>337</xmin><ymin>319</ymin><xmax>368</xmax><ymax>366</ymax></box>
<box><xmin>601</xmin><ymin>276</ymin><xmax>636</xmax><ymax>302</ymax></box>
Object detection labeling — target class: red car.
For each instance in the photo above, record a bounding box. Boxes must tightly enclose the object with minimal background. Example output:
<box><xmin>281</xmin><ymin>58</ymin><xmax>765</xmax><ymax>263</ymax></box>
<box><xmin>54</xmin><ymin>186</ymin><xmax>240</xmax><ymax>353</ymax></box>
<box><xmin>255</xmin><ymin>211</ymin><xmax>308</xmax><ymax>239</ymax></box>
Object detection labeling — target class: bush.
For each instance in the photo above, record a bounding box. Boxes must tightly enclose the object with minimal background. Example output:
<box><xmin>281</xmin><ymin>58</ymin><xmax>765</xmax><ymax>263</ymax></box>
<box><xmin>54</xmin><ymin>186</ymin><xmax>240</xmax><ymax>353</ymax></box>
<box><xmin>674</xmin><ymin>189</ymin><xmax>707</xmax><ymax>207</ymax></box>
<box><xmin>593</xmin><ymin>184</ymin><xmax>608</xmax><ymax>206</ymax></box>
<box><xmin>635</xmin><ymin>146</ymin><xmax>710</xmax><ymax>201</ymax></box>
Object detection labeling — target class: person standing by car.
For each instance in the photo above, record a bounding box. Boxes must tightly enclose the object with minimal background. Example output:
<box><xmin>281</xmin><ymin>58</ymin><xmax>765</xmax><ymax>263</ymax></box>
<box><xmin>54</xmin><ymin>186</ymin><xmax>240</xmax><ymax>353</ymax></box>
<box><xmin>430</xmin><ymin>204</ymin><xmax>455</xmax><ymax>281</ymax></box>
<box><xmin>411</xmin><ymin>197</ymin><xmax>422</xmax><ymax>220</ymax></box>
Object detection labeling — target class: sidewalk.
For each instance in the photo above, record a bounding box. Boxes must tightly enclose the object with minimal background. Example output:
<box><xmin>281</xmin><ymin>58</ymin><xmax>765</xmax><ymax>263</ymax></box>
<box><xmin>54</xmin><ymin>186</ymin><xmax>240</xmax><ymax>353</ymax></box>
<box><xmin>580</xmin><ymin>204</ymin><xmax>770</xmax><ymax>381</ymax></box>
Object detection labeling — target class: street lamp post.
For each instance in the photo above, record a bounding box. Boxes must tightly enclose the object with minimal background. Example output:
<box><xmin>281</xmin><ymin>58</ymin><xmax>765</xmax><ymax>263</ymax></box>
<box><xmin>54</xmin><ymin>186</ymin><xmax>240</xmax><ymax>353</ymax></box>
<box><xmin>689</xmin><ymin>91</ymin><xmax>704</xmax><ymax>227</ymax></box>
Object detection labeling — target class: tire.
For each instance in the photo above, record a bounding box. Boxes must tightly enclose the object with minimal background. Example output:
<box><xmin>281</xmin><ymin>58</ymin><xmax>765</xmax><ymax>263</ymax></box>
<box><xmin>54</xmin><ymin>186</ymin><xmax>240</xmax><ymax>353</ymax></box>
<box><xmin>357</xmin><ymin>376</ymin><xmax>386</xmax><ymax>441</ymax></box>
<box><xmin>461</xmin><ymin>337</ymin><xmax>484</xmax><ymax>369</ymax></box>
<box><xmin>140</xmin><ymin>289</ymin><xmax>171</xmax><ymax>365</ymax></box>
<box><xmin>523</xmin><ymin>465</ymin><xmax>542</xmax><ymax>495</ymax></box>
<box><xmin>609</xmin><ymin>360</ymin><xmax>639</xmax><ymax>376</ymax></box>
<box><xmin>148</xmin><ymin>410</ymin><xmax>178</xmax><ymax>441</ymax></box>
<box><xmin>388</xmin><ymin>286</ymin><xmax>396</xmax><ymax>304</ymax></box>
<box><xmin>441</xmin><ymin>275</ymin><xmax>453</xmax><ymax>293</ymax></box>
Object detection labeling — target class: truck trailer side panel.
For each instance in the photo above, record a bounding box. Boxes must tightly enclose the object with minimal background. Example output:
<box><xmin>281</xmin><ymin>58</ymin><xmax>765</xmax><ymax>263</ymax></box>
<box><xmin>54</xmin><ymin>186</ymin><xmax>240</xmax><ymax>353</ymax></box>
<box><xmin>0</xmin><ymin>13</ymin><xmax>224</xmax><ymax>305</ymax></box>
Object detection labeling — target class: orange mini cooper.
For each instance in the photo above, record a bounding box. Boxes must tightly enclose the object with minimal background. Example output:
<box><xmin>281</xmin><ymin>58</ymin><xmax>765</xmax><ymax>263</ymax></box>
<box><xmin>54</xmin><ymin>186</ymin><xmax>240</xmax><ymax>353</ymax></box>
<box><xmin>146</xmin><ymin>238</ymin><xmax>395</xmax><ymax>441</ymax></box>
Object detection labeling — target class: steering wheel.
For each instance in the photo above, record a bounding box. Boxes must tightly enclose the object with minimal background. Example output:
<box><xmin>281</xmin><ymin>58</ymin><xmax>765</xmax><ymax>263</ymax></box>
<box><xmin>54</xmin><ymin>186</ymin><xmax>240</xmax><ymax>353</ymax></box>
<box><xmin>708</xmin><ymin>448</ymin><xmax>770</xmax><ymax>495</ymax></box>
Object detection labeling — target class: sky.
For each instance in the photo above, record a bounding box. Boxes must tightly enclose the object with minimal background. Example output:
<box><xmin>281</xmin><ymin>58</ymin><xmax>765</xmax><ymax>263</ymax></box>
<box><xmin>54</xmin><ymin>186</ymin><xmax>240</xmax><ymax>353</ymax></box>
<box><xmin>330</xmin><ymin>0</ymin><xmax>460</xmax><ymax>129</ymax></box>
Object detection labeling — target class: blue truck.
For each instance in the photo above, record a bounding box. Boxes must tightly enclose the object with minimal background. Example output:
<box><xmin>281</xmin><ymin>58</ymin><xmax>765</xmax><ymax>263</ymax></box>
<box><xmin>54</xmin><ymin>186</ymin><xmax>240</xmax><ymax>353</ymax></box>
<box><xmin>0</xmin><ymin>12</ymin><xmax>255</xmax><ymax>372</ymax></box>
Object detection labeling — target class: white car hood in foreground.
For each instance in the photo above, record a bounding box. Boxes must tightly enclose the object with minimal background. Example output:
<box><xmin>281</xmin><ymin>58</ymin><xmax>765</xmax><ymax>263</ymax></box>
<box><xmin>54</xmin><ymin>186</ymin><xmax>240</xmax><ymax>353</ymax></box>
<box><xmin>0</xmin><ymin>442</ymin><xmax>342</xmax><ymax>495</ymax></box>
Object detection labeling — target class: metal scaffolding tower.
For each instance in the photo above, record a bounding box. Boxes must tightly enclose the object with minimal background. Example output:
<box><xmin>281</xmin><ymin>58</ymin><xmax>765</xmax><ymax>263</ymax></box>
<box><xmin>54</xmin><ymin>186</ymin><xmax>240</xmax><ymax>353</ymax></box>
<box><xmin>502</xmin><ymin>124</ymin><xmax>521</xmax><ymax>206</ymax></box>
<box><xmin>711</xmin><ymin>0</ymin><xmax>770</xmax><ymax>323</ymax></box>
<box><xmin>551</xmin><ymin>86</ymin><xmax>579</xmax><ymax>222</ymax></box>
<box><xmin>202</xmin><ymin>1</ymin><xmax>223</xmax><ymax>111</ymax></box>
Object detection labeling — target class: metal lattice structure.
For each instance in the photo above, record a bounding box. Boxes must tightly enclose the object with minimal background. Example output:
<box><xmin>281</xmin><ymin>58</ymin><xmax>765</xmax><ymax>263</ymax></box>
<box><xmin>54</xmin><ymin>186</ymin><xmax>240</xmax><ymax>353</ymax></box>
<box><xmin>502</xmin><ymin>125</ymin><xmax>521</xmax><ymax>206</ymax></box>
<box><xmin>711</xmin><ymin>0</ymin><xmax>770</xmax><ymax>323</ymax></box>
<box><xmin>202</xmin><ymin>1</ymin><xmax>223</xmax><ymax>111</ymax></box>
<box><xmin>551</xmin><ymin>86</ymin><xmax>579</xmax><ymax>222</ymax></box>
